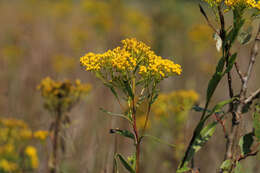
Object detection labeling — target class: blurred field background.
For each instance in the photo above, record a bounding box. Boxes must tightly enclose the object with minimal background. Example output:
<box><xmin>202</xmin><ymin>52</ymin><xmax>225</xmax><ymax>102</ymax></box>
<box><xmin>0</xmin><ymin>0</ymin><xmax>260</xmax><ymax>172</ymax></box>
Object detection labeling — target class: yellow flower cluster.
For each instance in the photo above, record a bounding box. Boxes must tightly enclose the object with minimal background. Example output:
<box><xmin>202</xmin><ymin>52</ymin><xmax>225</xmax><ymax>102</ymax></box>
<box><xmin>34</xmin><ymin>130</ymin><xmax>49</xmax><ymax>141</ymax></box>
<box><xmin>204</xmin><ymin>0</ymin><xmax>260</xmax><ymax>9</ymax></box>
<box><xmin>153</xmin><ymin>90</ymin><xmax>199</xmax><ymax>118</ymax></box>
<box><xmin>80</xmin><ymin>38</ymin><xmax>182</xmax><ymax>80</ymax></box>
<box><xmin>25</xmin><ymin>146</ymin><xmax>39</xmax><ymax>169</ymax></box>
<box><xmin>0</xmin><ymin>159</ymin><xmax>18</xmax><ymax>172</ymax></box>
<box><xmin>37</xmin><ymin>77</ymin><xmax>91</xmax><ymax>113</ymax></box>
<box><xmin>0</xmin><ymin>117</ymin><xmax>48</xmax><ymax>172</ymax></box>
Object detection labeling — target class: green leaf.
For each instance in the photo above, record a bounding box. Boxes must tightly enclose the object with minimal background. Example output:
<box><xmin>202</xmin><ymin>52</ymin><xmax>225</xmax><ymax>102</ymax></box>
<box><xmin>205</xmin><ymin>98</ymin><xmax>236</xmax><ymax>120</ymax></box>
<box><xmin>238</xmin><ymin>30</ymin><xmax>252</xmax><ymax>45</ymax></box>
<box><xmin>224</xmin><ymin>53</ymin><xmax>237</xmax><ymax>74</ymax></box>
<box><xmin>176</xmin><ymin>164</ymin><xmax>190</xmax><ymax>173</ymax></box>
<box><xmin>227</xmin><ymin>16</ymin><xmax>245</xmax><ymax>46</ymax></box>
<box><xmin>141</xmin><ymin>134</ymin><xmax>175</xmax><ymax>148</ymax></box>
<box><xmin>206</xmin><ymin>73</ymin><xmax>222</xmax><ymax>103</ymax></box>
<box><xmin>220</xmin><ymin>159</ymin><xmax>232</xmax><ymax>171</ymax></box>
<box><xmin>206</xmin><ymin>57</ymin><xmax>225</xmax><ymax>102</ymax></box>
<box><xmin>99</xmin><ymin>108</ymin><xmax>132</xmax><ymax>124</ymax></box>
<box><xmin>192</xmin><ymin>105</ymin><xmax>224</xmax><ymax>115</ymax></box>
<box><xmin>178</xmin><ymin>121</ymin><xmax>217</xmax><ymax>170</ymax></box>
<box><xmin>127</xmin><ymin>153</ymin><xmax>136</xmax><ymax>170</ymax></box>
<box><xmin>110</xmin><ymin>129</ymin><xmax>135</xmax><ymax>141</ymax></box>
<box><xmin>150</xmin><ymin>92</ymin><xmax>159</xmax><ymax>105</ymax></box>
<box><xmin>239</xmin><ymin>132</ymin><xmax>254</xmax><ymax>156</ymax></box>
<box><xmin>113</xmin><ymin>155</ymin><xmax>119</xmax><ymax>173</ymax></box>
<box><xmin>253</xmin><ymin>104</ymin><xmax>260</xmax><ymax>141</ymax></box>
<box><xmin>117</xmin><ymin>154</ymin><xmax>135</xmax><ymax>173</ymax></box>
<box><xmin>123</xmin><ymin>80</ymin><xmax>134</xmax><ymax>99</ymax></box>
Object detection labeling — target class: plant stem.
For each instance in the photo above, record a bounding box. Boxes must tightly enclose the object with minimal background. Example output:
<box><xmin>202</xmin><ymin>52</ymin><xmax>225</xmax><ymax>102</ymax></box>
<box><xmin>132</xmin><ymin>100</ymin><xmax>140</xmax><ymax>173</ymax></box>
<box><xmin>225</xmin><ymin>23</ymin><xmax>260</xmax><ymax>171</ymax></box>
<box><xmin>50</xmin><ymin>107</ymin><xmax>62</xmax><ymax>173</ymax></box>
<box><xmin>131</xmin><ymin>77</ymin><xmax>140</xmax><ymax>173</ymax></box>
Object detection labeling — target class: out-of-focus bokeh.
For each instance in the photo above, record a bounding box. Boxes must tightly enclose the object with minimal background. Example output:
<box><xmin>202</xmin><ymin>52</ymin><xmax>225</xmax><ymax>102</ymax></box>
<box><xmin>0</xmin><ymin>0</ymin><xmax>259</xmax><ymax>172</ymax></box>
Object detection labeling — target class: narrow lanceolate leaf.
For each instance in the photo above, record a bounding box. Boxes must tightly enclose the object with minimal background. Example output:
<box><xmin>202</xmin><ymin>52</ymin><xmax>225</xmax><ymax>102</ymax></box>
<box><xmin>224</xmin><ymin>53</ymin><xmax>237</xmax><ymax>74</ymax></box>
<box><xmin>141</xmin><ymin>134</ymin><xmax>175</xmax><ymax>148</ymax></box>
<box><xmin>192</xmin><ymin>105</ymin><xmax>224</xmax><ymax>115</ymax></box>
<box><xmin>253</xmin><ymin>104</ymin><xmax>260</xmax><ymax>141</ymax></box>
<box><xmin>206</xmin><ymin>57</ymin><xmax>225</xmax><ymax>102</ymax></box>
<box><xmin>110</xmin><ymin>129</ymin><xmax>135</xmax><ymax>141</ymax></box>
<box><xmin>205</xmin><ymin>98</ymin><xmax>236</xmax><ymax>120</ymax></box>
<box><xmin>177</xmin><ymin>121</ymin><xmax>218</xmax><ymax>171</ymax></box>
<box><xmin>117</xmin><ymin>154</ymin><xmax>135</xmax><ymax>173</ymax></box>
<box><xmin>239</xmin><ymin>132</ymin><xmax>254</xmax><ymax>156</ymax></box>
<box><xmin>99</xmin><ymin>108</ymin><xmax>132</xmax><ymax>123</ymax></box>
<box><xmin>123</xmin><ymin>80</ymin><xmax>134</xmax><ymax>99</ymax></box>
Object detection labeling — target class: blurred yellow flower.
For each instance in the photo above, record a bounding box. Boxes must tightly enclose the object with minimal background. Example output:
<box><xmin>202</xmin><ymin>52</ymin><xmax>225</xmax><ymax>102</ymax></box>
<box><xmin>37</xmin><ymin>77</ymin><xmax>91</xmax><ymax>113</ymax></box>
<box><xmin>25</xmin><ymin>146</ymin><xmax>38</xmax><ymax>169</ymax></box>
<box><xmin>34</xmin><ymin>130</ymin><xmax>48</xmax><ymax>141</ymax></box>
<box><xmin>136</xmin><ymin>115</ymin><xmax>151</xmax><ymax>130</ymax></box>
<box><xmin>0</xmin><ymin>159</ymin><xmax>18</xmax><ymax>172</ymax></box>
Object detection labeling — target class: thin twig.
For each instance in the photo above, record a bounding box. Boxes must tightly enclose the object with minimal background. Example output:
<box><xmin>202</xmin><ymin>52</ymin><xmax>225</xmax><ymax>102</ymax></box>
<box><xmin>234</xmin><ymin>62</ymin><xmax>244</xmax><ymax>83</ymax></box>
<box><xmin>244</xmin><ymin>88</ymin><xmax>260</xmax><ymax>104</ymax></box>
<box><xmin>226</xmin><ymin>23</ymin><xmax>260</xmax><ymax>163</ymax></box>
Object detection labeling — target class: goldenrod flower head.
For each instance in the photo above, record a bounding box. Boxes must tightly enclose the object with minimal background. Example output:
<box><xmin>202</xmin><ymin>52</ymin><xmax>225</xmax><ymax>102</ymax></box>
<box><xmin>25</xmin><ymin>146</ymin><xmax>38</xmax><ymax>169</ymax></box>
<box><xmin>153</xmin><ymin>90</ymin><xmax>199</xmax><ymax>118</ymax></box>
<box><xmin>204</xmin><ymin>0</ymin><xmax>260</xmax><ymax>10</ymax></box>
<box><xmin>37</xmin><ymin>77</ymin><xmax>91</xmax><ymax>113</ymax></box>
<box><xmin>33</xmin><ymin>130</ymin><xmax>49</xmax><ymax>141</ymax></box>
<box><xmin>80</xmin><ymin>38</ymin><xmax>182</xmax><ymax>81</ymax></box>
<box><xmin>0</xmin><ymin>118</ymin><xmax>27</xmax><ymax>128</ymax></box>
<box><xmin>0</xmin><ymin>159</ymin><xmax>18</xmax><ymax>172</ymax></box>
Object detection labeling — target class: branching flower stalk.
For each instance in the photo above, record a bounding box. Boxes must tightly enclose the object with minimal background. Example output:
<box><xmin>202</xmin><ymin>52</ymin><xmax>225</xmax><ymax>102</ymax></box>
<box><xmin>80</xmin><ymin>38</ymin><xmax>181</xmax><ymax>173</ymax></box>
<box><xmin>177</xmin><ymin>1</ymin><xmax>260</xmax><ymax>172</ymax></box>
<box><xmin>37</xmin><ymin>77</ymin><xmax>91</xmax><ymax>173</ymax></box>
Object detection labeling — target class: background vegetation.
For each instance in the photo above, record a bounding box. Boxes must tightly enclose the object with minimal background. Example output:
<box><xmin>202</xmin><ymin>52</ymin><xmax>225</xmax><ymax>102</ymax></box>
<box><xmin>0</xmin><ymin>0</ymin><xmax>259</xmax><ymax>172</ymax></box>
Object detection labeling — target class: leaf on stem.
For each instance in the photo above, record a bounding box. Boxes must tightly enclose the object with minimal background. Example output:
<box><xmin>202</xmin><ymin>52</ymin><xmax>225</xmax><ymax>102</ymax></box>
<box><xmin>141</xmin><ymin>134</ymin><xmax>175</xmax><ymax>148</ymax></box>
<box><xmin>206</xmin><ymin>57</ymin><xmax>225</xmax><ymax>102</ymax></box>
<box><xmin>220</xmin><ymin>159</ymin><xmax>232</xmax><ymax>172</ymax></box>
<box><xmin>177</xmin><ymin>121</ymin><xmax>218</xmax><ymax>171</ymax></box>
<box><xmin>110</xmin><ymin>129</ymin><xmax>135</xmax><ymax>141</ymax></box>
<box><xmin>239</xmin><ymin>132</ymin><xmax>254</xmax><ymax>156</ymax></box>
<box><xmin>224</xmin><ymin>53</ymin><xmax>237</xmax><ymax>74</ymax></box>
<box><xmin>99</xmin><ymin>108</ymin><xmax>132</xmax><ymax>123</ymax></box>
<box><xmin>123</xmin><ymin>80</ymin><xmax>134</xmax><ymax>99</ymax></box>
<box><xmin>116</xmin><ymin>153</ymin><xmax>135</xmax><ymax>173</ymax></box>
<box><xmin>205</xmin><ymin>98</ymin><xmax>236</xmax><ymax>120</ymax></box>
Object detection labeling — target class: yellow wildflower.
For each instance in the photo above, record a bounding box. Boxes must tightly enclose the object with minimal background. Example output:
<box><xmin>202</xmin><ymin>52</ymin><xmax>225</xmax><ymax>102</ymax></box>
<box><xmin>204</xmin><ymin>0</ymin><xmax>260</xmax><ymax>10</ymax></box>
<box><xmin>80</xmin><ymin>38</ymin><xmax>182</xmax><ymax>81</ymax></box>
<box><xmin>33</xmin><ymin>130</ymin><xmax>49</xmax><ymax>140</ymax></box>
<box><xmin>0</xmin><ymin>159</ymin><xmax>18</xmax><ymax>172</ymax></box>
<box><xmin>25</xmin><ymin>146</ymin><xmax>39</xmax><ymax>169</ymax></box>
<box><xmin>37</xmin><ymin>77</ymin><xmax>91</xmax><ymax>113</ymax></box>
